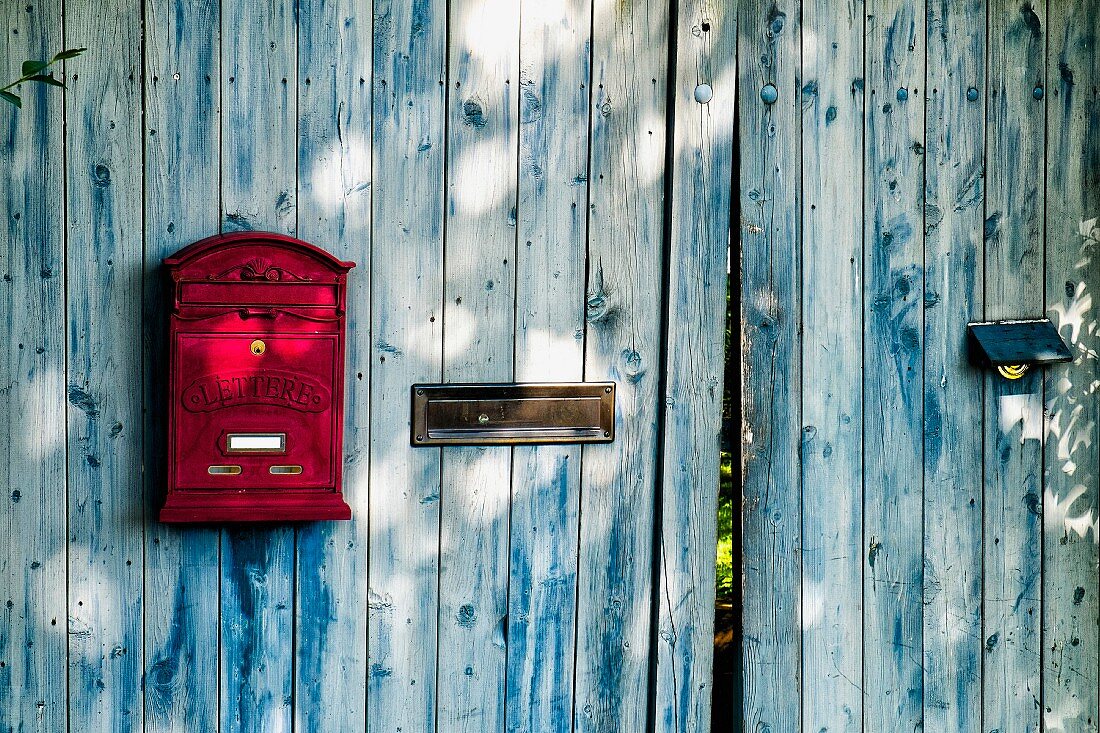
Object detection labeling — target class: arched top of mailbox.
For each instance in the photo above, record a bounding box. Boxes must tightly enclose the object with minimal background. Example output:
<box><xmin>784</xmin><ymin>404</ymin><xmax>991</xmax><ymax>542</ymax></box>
<box><xmin>165</xmin><ymin>231</ymin><xmax>355</xmax><ymax>280</ymax></box>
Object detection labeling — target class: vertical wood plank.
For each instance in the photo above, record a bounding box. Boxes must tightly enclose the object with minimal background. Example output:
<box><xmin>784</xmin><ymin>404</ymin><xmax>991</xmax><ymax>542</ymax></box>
<box><xmin>219</xmin><ymin>0</ymin><xmax>297</xmax><ymax>729</ymax></box>
<box><xmin>654</xmin><ymin>1</ymin><xmax>736</xmax><ymax>731</ymax></box>
<box><xmin>294</xmin><ymin>0</ymin><xmax>372</xmax><ymax>730</ymax></box>
<box><xmin>800</xmin><ymin>0</ymin><xmax>867</xmax><ymax>726</ymax></box>
<box><xmin>64</xmin><ymin>3</ymin><xmax>144</xmax><ymax>731</ymax></box>
<box><xmin>922</xmin><ymin>0</ymin><xmax>985</xmax><ymax>729</ymax></box>
<box><xmin>1043</xmin><ymin>4</ymin><xmax>1099</xmax><ymax>731</ymax></box>
<box><xmin>506</xmin><ymin>0</ymin><xmax>591</xmax><ymax>730</ymax></box>
<box><xmin>982</xmin><ymin>3</ymin><xmax>1046</xmax><ymax>730</ymax></box>
<box><xmin>367</xmin><ymin>0</ymin><xmax>446</xmax><ymax>730</ymax></box>
<box><xmin>737</xmin><ymin>0</ymin><xmax>801</xmax><ymax>729</ymax></box>
<box><xmin>437</xmin><ymin>0</ymin><xmax>519</xmax><ymax>731</ymax></box>
<box><xmin>800</xmin><ymin>0</ymin><xmax>863</xmax><ymax>730</ymax></box>
<box><xmin>0</xmin><ymin>1</ymin><xmax>67</xmax><ymax>729</ymax></box>
<box><xmin>862</xmin><ymin>1</ymin><xmax>925</xmax><ymax>730</ymax></box>
<box><xmin>142</xmin><ymin>0</ymin><xmax>221</xmax><ymax>729</ymax></box>
<box><xmin>574</xmin><ymin>0</ymin><xmax>668</xmax><ymax>731</ymax></box>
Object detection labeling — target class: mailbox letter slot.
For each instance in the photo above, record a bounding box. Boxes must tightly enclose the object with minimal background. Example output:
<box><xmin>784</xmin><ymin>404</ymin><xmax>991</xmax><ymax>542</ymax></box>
<box><xmin>411</xmin><ymin>382</ymin><xmax>616</xmax><ymax>446</ymax></box>
<box><xmin>226</xmin><ymin>433</ymin><xmax>286</xmax><ymax>453</ymax></box>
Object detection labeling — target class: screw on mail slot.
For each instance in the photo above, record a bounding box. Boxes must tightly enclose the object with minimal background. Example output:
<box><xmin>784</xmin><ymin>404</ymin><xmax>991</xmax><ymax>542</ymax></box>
<box><xmin>411</xmin><ymin>382</ymin><xmax>616</xmax><ymax>446</ymax></box>
<box><xmin>160</xmin><ymin>231</ymin><xmax>355</xmax><ymax>523</ymax></box>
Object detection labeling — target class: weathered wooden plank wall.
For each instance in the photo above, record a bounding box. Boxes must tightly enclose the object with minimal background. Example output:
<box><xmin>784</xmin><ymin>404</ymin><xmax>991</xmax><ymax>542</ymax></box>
<box><xmin>739</xmin><ymin>0</ymin><xmax>802</xmax><ymax>729</ymax></box>
<box><xmin>295</xmin><ymin>0</ymin><xmax>372</xmax><ymax>730</ymax></box>
<box><xmin>0</xmin><ymin>0</ymin><xmax>66</xmax><ymax>730</ymax></box>
<box><xmin>1045</xmin><ymin>1</ymin><xmax>1100</xmax><ymax>727</ymax></box>
<box><xmin>3</xmin><ymin>0</ymin><xmax>1099</xmax><ymax>731</ymax></box>
<box><xmin>507</xmin><ymin>1</ymin><xmax>590</xmax><ymax>731</ymax></box>
<box><xmin>142</xmin><ymin>0</ymin><xmax>221</xmax><ymax>730</ymax></box>
<box><xmin>740</xmin><ymin>2</ymin><xmax>1100</xmax><ymax>733</ymax></box>
<box><xmin>923</xmin><ymin>0</ymin><xmax>984</xmax><ymax>728</ymax></box>
<box><xmin>656</xmin><ymin>1</ymin><xmax>735</xmax><ymax>730</ymax></box>
<box><xmin>65</xmin><ymin>3</ymin><xmax>144</xmax><ymax>731</ymax></box>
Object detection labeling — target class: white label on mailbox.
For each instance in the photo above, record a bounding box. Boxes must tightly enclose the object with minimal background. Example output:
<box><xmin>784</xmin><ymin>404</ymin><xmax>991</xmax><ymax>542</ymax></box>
<box><xmin>227</xmin><ymin>433</ymin><xmax>286</xmax><ymax>452</ymax></box>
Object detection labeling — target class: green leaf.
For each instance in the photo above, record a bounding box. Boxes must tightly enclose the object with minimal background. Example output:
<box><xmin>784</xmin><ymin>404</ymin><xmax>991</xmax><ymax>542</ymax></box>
<box><xmin>21</xmin><ymin>59</ymin><xmax>49</xmax><ymax>76</ymax></box>
<box><xmin>0</xmin><ymin>90</ymin><xmax>22</xmax><ymax>108</ymax></box>
<box><xmin>26</xmin><ymin>74</ymin><xmax>64</xmax><ymax>87</ymax></box>
<box><xmin>51</xmin><ymin>48</ymin><xmax>87</xmax><ymax>61</ymax></box>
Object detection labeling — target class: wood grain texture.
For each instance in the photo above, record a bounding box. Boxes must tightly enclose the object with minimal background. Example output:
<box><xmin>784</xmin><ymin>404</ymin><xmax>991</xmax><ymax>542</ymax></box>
<box><xmin>574</xmin><ymin>1</ymin><xmax>668</xmax><ymax>731</ymax></box>
<box><xmin>62</xmin><ymin>5</ymin><xmax>146</xmax><ymax>732</ymax></box>
<box><xmin>1044</xmin><ymin>5</ymin><xmax>1100</xmax><ymax>731</ymax></box>
<box><xmin>738</xmin><ymin>0</ymin><xmax>801</xmax><ymax>730</ymax></box>
<box><xmin>438</xmin><ymin>1</ymin><xmax>519</xmax><ymax>728</ymax></box>
<box><xmin>922</xmin><ymin>0</ymin><xmax>986</xmax><ymax>729</ymax></box>
<box><xmin>654</xmin><ymin>1</ymin><xmax>735</xmax><ymax>731</ymax></box>
<box><xmin>799</xmin><ymin>1</ymin><xmax>863</xmax><ymax>730</ymax></box>
<box><xmin>219</xmin><ymin>0</ymin><xmax>297</xmax><ymax>729</ymax></box>
<box><xmin>294</xmin><ymin>0</ymin><xmax>372</xmax><ymax>730</ymax></box>
<box><xmin>142</xmin><ymin>0</ymin><xmax>221</xmax><ymax>730</ymax></box>
<box><xmin>0</xmin><ymin>1</ymin><xmax>66</xmax><ymax>730</ymax></box>
<box><xmin>862</xmin><ymin>1</ymin><xmax>925</xmax><ymax>730</ymax></box>
<box><xmin>64</xmin><ymin>4</ymin><xmax>144</xmax><ymax>732</ymax></box>
<box><xmin>983</xmin><ymin>3</ymin><xmax>1046</xmax><ymax>731</ymax></box>
<box><xmin>367</xmin><ymin>0</ymin><xmax>446</xmax><ymax>731</ymax></box>
<box><xmin>505</xmin><ymin>0</ymin><xmax>591</xmax><ymax>730</ymax></box>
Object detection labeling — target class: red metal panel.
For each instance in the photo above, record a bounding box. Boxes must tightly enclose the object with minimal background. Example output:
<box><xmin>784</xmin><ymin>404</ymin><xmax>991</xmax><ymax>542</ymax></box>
<box><xmin>160</xmin><ymin>231</ymin><xmax>354</xmax><ymax>522</ymax></box>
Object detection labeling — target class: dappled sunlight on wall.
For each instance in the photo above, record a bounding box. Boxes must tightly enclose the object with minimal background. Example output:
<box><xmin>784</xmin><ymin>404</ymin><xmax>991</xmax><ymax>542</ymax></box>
<box><xmin>16</xmin><ymin>364</ymin><xmax>66</xmax><ymax>459</ymax></box>
<box><xmin>1046</xmin><ymin>217</ymin><xmax>1100</xmax><ymax>545</ymax></box>
<box><xmin>998</xmin><ymin>393</ymin><xmax>1044</xmax><ymax>442</ymax></box>
<box><xmin>305</xmin><ymin>132</ymin><xmax>371</xmax><ymax>213</ymax></box>
<box><xmin>462</xmin><ymin>0</ymin><xmax>520</xmax><ymax>65</ymax></box>
<box><xmin>451</xmin><ymin>137</ymin><xmax>515</xmax><ymax>215</ymax></box>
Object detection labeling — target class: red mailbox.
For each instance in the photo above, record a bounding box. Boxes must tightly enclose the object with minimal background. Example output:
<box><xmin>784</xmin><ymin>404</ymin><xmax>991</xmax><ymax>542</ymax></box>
<box><xmin>159</xmin><ymin>231</ymin><xmax>354</xmax><ymax>522</ymax></box>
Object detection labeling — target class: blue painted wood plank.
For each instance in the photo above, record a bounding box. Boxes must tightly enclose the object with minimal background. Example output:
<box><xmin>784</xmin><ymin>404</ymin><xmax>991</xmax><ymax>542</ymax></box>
<box><xmin>983</xmin><ymin>2</ymin><xmax>1046</xmax><ymax>729</ymax></box>
<box><xmin>64</xmin><ymin>1</ymin><xmax>145</xmax><ymax>729</ymax></box>
<box><xmin>437</xmin><ymin>1</ymin><xmax>519</xmax><ymax>730</ymax></box>
<box><xmin>506</xmin><ymin>0</ymin><xmax>591</xmax><ymax>730</ymax></box>
<box><xmin>142</xmin><ymin>0</ymin><xmax>221</xmax><ymax>730</ymax></box>
<box><xmin>1043</xmin><ymin>5</ymin><xmax>1099</xmax><ymax>730</ymax></box>
<box><xmin>737</xmin><ymin>0</ymin><xmax>802</xmax><ymax>729</ymax></box>
<box><xmin>367</xmin><ymin>0</ymin><xmax>446</xmax><ymax>731</ymax></box>
<box><xmin>922</xmin><ymin>0</ymin><xmax>985</xmax><ymax>728</ymax></box>
<box><xmin>573</xmin><ymin>1</ymin><xmax>668</xmax><ymax>731</ymax></box>
<box><xmin>862</xmin><ymin>2</ymin><xmax>925</xmax><ymax>730</ymax></box>
<box><xmin>654</xmin><ymin>1</ymin><xmax>735</xmax><ymax>731</ymax></box>
<box><xmin>800</xmin><ymin>0</ymin><xmax>863</xmax><ymax>730</ymax></box>
<box><xmin>219</xmin><ymin>0</ymin><xmax>298</xmax><ymax>729</ymax></box>
<box><xmin>221</xmin><ymin>527</ymin><xmax>295</xmax><ymax>732</ymax></box>
<box><xmin>802</xmin><ymin>0</ymin><xmax>866</xmax><ymax>725</ymax></box>
<box><xmin>294</xmin><ymin>0</ymin><xmax>372</xmax><ymax>730</ymax></box>
<box><xmin>0</xmin><ymin>2</ymin><xmax>66</xmax><ymax>730</ymax></box>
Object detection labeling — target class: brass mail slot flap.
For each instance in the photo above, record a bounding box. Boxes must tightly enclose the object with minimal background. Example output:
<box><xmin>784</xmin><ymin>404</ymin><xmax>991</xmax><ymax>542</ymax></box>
<box><xmin>411</xmin><ymin>382</ymin><xmax>615</xmax><ymax>446</ymax></box>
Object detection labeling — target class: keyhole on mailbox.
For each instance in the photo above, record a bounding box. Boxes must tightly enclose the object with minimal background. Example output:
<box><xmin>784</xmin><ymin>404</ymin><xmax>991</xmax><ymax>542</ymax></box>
<box><xmin>250</xmin><ymin>339</ymin><xmax>266</xmax><ymax>356</ymax></box>
<box><xmin>478</xmin><ymin>413</ymin><xmax>490</xmax><ymax>424</ymax></box>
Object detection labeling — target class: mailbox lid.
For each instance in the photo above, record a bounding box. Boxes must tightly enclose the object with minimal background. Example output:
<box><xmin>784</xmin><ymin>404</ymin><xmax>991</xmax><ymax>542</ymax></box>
<box><xmin>166</xmin><ymin>231</ymin><xmax>355</xmax><ymax>309</ymax></box>
<box><xmin>172</xmin><ymin>332</ymin><xmax>339</xmax><ymax>489</ymax></box>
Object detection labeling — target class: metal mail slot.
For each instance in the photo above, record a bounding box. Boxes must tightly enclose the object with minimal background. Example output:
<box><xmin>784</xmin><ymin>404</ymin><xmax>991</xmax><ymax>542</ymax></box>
<box><xmin>411</xmin><ymin>382</ymin><xmax>616</xmax><ymax>446</ymax></box>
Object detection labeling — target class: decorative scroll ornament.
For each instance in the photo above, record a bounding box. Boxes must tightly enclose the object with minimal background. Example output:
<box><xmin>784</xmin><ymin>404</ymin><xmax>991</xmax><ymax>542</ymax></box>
<box><xmin>208</xmin><ymin>257</ymin><xmax>313</xmax><ymax>282</ymax></box>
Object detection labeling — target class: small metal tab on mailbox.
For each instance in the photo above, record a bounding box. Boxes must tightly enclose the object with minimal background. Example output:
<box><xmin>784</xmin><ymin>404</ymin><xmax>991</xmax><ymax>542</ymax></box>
<box><xmin>967</xmin><ymin>318</ymin><xmax>1073</xmax><ymax>379</ymax></box>
<box><xmin>411</xmin><ymin>382</ymin><xmax>616</xmax><ymax>446</ymax></box>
